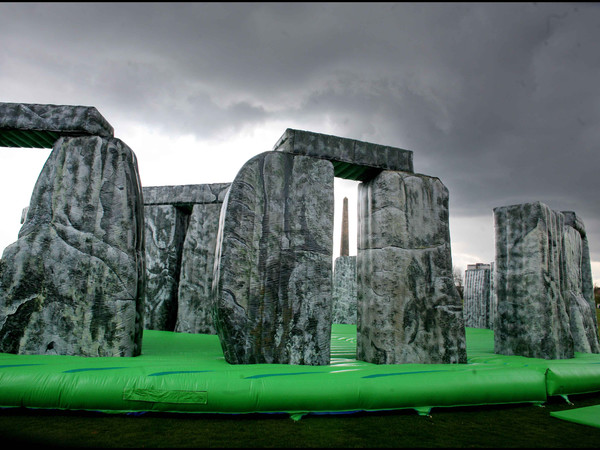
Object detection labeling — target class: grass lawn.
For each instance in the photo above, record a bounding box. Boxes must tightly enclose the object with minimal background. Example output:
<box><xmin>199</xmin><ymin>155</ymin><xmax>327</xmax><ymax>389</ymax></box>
<box><xmin>1</xmin><ymin>391</ymin><xmax>600</xmax><ymax>448</ymax></box>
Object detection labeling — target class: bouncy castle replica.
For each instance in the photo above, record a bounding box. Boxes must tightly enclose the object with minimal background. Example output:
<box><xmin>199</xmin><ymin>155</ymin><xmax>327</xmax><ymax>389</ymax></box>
<box><xmin>0</xmin><ymin>102</ymin><xmax>599</xmax><ymax>419</ymax></box>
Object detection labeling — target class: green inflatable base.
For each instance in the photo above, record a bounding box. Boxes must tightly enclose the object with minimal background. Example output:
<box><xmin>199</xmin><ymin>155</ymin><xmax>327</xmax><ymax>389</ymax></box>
<box><xmin>550</xmin><ymin>405</ymin><xmax>600</xmax><ymax>428</ymax></box>
<box><xmin>551</xmin><ymin>405</ymin><xmax>600</xmax><ymax>429</ymax></box>
<box><xmin>1</xmin><ymin>325</ymin><xmax>600</xmax><ymax>418</ymax></box>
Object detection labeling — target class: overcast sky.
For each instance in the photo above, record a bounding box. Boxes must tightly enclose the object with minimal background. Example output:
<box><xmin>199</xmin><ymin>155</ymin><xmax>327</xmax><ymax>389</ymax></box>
<box><xmin>1</xmin><ymin>2</ymin><xmax>599</xmax><ymax>284</ymax></box>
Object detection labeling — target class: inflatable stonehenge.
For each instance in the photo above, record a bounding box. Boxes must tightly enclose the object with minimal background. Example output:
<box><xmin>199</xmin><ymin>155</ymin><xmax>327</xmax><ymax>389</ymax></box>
<box><xmin>493</xmin><ymin>202</ymin><xmax>599</xmax><ymax>359</ymax></box>
<box><xmin>0</xmin><ymin>103</ymin><xmax>145</xmax><ymax>357</ymax></box>
<box><xmin>211</xmin><ymin>129</ymin><xmax>467</xmax><ymax>365</ymax></box>
<box><xmin>462</xmin><ymin>203</ymin><xmax>600</xmax><ymax>359</ymax></box>
<box><xmin>0</xmin><ymin>102</ymin><xmax>597</xmax><ymax>365</ymax></box>
<box><xmin>332</xmin><ymin>197</ymin><xmax>358</xmax><ymax>326</ymax></box>
<box><xmin>143</xmin><ymin>183</ymin><xmax>230</xmax><ymax>334</ymax></box>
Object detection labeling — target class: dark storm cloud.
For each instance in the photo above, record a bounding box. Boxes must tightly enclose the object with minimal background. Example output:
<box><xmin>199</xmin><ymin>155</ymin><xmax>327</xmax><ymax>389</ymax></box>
<box><xmin>1</xmin><ymin>2</ymin><xmax>599</xmax><ymax>258</ymax></box>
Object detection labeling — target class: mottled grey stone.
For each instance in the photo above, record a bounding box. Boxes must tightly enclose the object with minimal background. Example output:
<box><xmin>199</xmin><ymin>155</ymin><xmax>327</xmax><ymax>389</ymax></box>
<box><xmin>561</xmin><ymin>211</ymin><xmax>600</xmax><ymax>354</ymax></box>
<box><xmin>175</xmin><ymin>203</ymin><xmax>223</xmax><ymax>334</ymax></box>
<box><xmin>143</xmin><ymin>205</ymin><xmax>188</xmax><ymax>331</ymax></box>
<box><xmin>0</xmin><ymin>135</ymin><xmax>145</xmax><ymax>357</ymax></box>
<box><xmin>142</xmin><ymin>183</ymin><xmax>230</xmax><ymax>207</ymax></box>
<box><xmin>273</xmin><ymin>128</ymin><xmax>413</xmax><ymax>181</ymax></box>
<box><xmin>213</xmin><ymin>151</ymin><xmax>334</xmax><ymax>365</ymax></box>
<box><xmin>356</xmin><ymin>170</ymin><xmax>467</xmax><ymax>365</ymax></box>
<box><xmin>463</xmin><ymin>263</ymin><xmax>493</xmax><ymax>329</ymax></box>
<box><xmin>141</xmin><ymin>184</ymin><xmax>230</xmax><ymax>334</ymax></box>
<box><xmin>489</xmin><ymin>262</ymin><xmax>498</xmax><ymax>330</ymax></box>
<box><xmin>494</xmin><ymin>202</ymin><xmax>574</xmax><ymax>359</ymax></box>
<box><xmin>332</xmin><ymin>256</ymin><xmax>357</xmax><ymax>324</ymax></box>
<box><xmin>0</xmin><ymin>102</ymin><xmax>114</xmax><ymax>148</ymax></box>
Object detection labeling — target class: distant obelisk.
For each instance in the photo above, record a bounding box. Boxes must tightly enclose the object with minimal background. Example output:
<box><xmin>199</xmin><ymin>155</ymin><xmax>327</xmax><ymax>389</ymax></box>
<box><xmin>340</xmin><ymin>197</ymin><xmax>349</xmax><ymax>257</ymax></box>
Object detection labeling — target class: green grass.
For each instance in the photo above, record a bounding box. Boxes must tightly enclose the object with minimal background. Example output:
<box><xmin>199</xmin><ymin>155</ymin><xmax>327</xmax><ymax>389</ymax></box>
<box><xmin>2</xmin><ymin>391</ymin><xmax>600</xmax><ymax>447</ymax></box>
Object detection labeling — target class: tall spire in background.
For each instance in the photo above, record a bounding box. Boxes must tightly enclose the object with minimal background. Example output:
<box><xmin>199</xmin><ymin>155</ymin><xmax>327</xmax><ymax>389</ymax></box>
<box><xmin>340</xmin><ymin>197</ymin><xmax>349</xmax><ymax>257</ymax></box>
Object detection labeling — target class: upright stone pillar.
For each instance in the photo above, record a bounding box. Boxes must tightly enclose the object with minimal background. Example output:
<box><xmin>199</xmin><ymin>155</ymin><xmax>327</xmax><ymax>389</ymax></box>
<box><xmin>332</xmin><ymin>197</ymin><xmax>357</xmax><ymax>324</ymax></box>
<box><xmin>213</xmin><ymin>151</ymin><xmax>334</xmax><ymax>365</ymax></box>
<box><xmin>489</xmin><ymin>262</ymin><xmax>498</xmax><ymax>330</ymax></box>
<box><xmin>0</xmin><ymin>135</ymin><xmax>145</xmax><ymax>356</ymax></box>
<box><xmin>494</xmin><ymin>202</ymin><xmax>574</xmax><ymax>359</ymax></box>
<box><xmin>356</xmin><ymin>171</ymin><xmax>467</xmax><ymax>364</ymax></box>
<box><xmin>143</xmin><ymin>204</ymin><xmax>188</xmax><ymax>331</ymax></box>
<box><xmin>142</xmin><ymin>183</ymin><xmax>230</xmax><ymax>334</ymax></box>
<box><xmin>463</xmin><ymin>263</ymin><xmax>493</xmax><ymax>329</ymax></box>
<box><xmin>175</xmin><ymin>202</ymin><xmax>224</xmax><ymax>334</ymax></box>
<box><xmin>561</xmin><ymin>211</ymin><xmax>600</xmax><ymax>354</ymax></box>
<box><xmin>332</xmin><ymin>255</ymin><xmax>357</xmax><ymax>324</ymax></box>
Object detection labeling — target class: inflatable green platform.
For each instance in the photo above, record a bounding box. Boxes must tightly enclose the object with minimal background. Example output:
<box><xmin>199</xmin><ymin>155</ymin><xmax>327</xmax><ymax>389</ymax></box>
<box><xmin>1</xmin><ymin>325</ymin><xmax>600</xmax><ymax>418</ymax></box>
<box><xmin>551</xmin><ymin>405</ymin><xmax>600</xmax><ymax>429</ymax></box>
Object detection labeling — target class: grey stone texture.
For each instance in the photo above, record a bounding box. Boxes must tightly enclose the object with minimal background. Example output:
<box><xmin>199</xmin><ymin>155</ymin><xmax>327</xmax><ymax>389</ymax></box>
<box><xmin>332</xmin><ymin>256</ymin><xmax>357</xmax><ymax>324</ymax></box>
<box><xmin>356</xmin><ymin>170</ymin><xmax>467</xmax><ymax>365</ymax></box>
<box><xmin>0</xmin><ymin>102</ymin><xmax>114</xmax><ymax>148</ymax></box>
<box><xmin>0</xmin><ymin>135</ymin><xmax>145</xmax><ymax>357</ymax></box>
<box><xmin>273</xmin><ymin>128</ymin><xmax>413</xmax><ymax>181</ymax></box>
<box><xmin>143</xmin><ymin>205</ymin><xmax>188</xmax><ymax>331</ymax></box>
<box><xmin>143</xmin><ymin>183</ymin><xmax>230</xmax><ymax>206</ymax></box>
<box><xmin>463</xmin><ymin>263</ymin><xmax>494</xmax><ymax>329</ymax></box>
<box><xmin>489</xmin><ymin>262</ymin><xmax>497</xmax><ymax>330</ymax></box>
<box><xmin>141</xmin><ymin>184</ymin><xmax>230</xmax><ymax>334</ymax></box>
<box><xmin>493</xmin><ymin>202</ymin><xmax>600</xmax><ymax>359</ymax></box>
<box><xmin>561</xmin><ymin>211</ymin><xmax>599</xmax><ymax>354</ymax></box>
<box><xmin>213</xmin><ymin>151</ymin><xmax>334</xmax><ymax>365</ymax></box>
<box><xmin>175</xmin><ymin>202</ymin><xmax>223</xmax><ymax>334</ymax></box>
<box><xmin>332</xmin><ymin>197</ymin><xmax>357</xmax><ymax>324</ymax></box>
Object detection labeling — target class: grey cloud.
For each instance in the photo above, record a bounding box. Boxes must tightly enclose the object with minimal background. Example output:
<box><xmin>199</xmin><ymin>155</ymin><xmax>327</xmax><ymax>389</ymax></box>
<box><xmin>1</xmin><ymin>2</ymin><xmax>599</xmax><ymax>261</ymax></box>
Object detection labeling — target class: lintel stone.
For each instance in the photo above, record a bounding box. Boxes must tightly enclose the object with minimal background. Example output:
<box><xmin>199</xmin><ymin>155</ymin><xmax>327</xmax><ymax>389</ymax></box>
<box><xmin>0</xmin><ymin>102</ymin><xmax>114</xmax><ymax>148</ymax></box>
<box><xmin>273</xmin><ymin>128</ymin><xmax>414</xmax><ymax>181</ymax></box>
<box><xmin>142</xmin><ymin>184</ymin><xmax>231</xmax><ymax>207</ymax></box>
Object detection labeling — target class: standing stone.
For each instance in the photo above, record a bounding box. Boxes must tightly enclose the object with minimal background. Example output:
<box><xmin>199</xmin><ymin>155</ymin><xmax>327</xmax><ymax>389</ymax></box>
<box><xmin>142</xmin><ymin>183</ymin><xmax>230</xmax><ymax>334</ymax></box>
<box><xmin>463</xmin><ymin>263</ymin><xmax>493</xmax><ymax>329</ymax></box>
<box><xmin>561</xmin><ymin>211</ymin><xmax>600</xmax><ymax>354</ymax></box>
<box><xmin>489</xmin><ymin>261</ymin><xmax>498</xmax><ymax>330</ymax></box>
<box><xmin>0</xmin><ymin>135</ymin><xmax>145</xmax><ymax>356</ymax></box>
<box><xmin>494</xmin><ymin>202</ymin><xmax>574</xmax><ymax>359</ymax></box>
<box><xmin>332</xmin><ymin>256</ymin><xmax>357</xmax><ymax>324</ymax></box>
<box><xmin>213</xmin><ymin>151</ymin><xmax>334</xmax><ymax>365</ymax></box>
<box><xmin>356</xmin><ymin>170</ymin><xmax>467</xmax><ymax>364</ymax></box>
<box><xmin>332</xmin><ymin>197</ymin><xmax>357</xmax><ymax>324</ymax></box>
<box><xmin>143</xmin><ymin>205</ymin><xmax>188</xmax><ymax>331</ymax></box>
<box><xmin>175</xmin><ymin>203</ymin><xmax>223</xmax><ymax>334</ymax></box>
